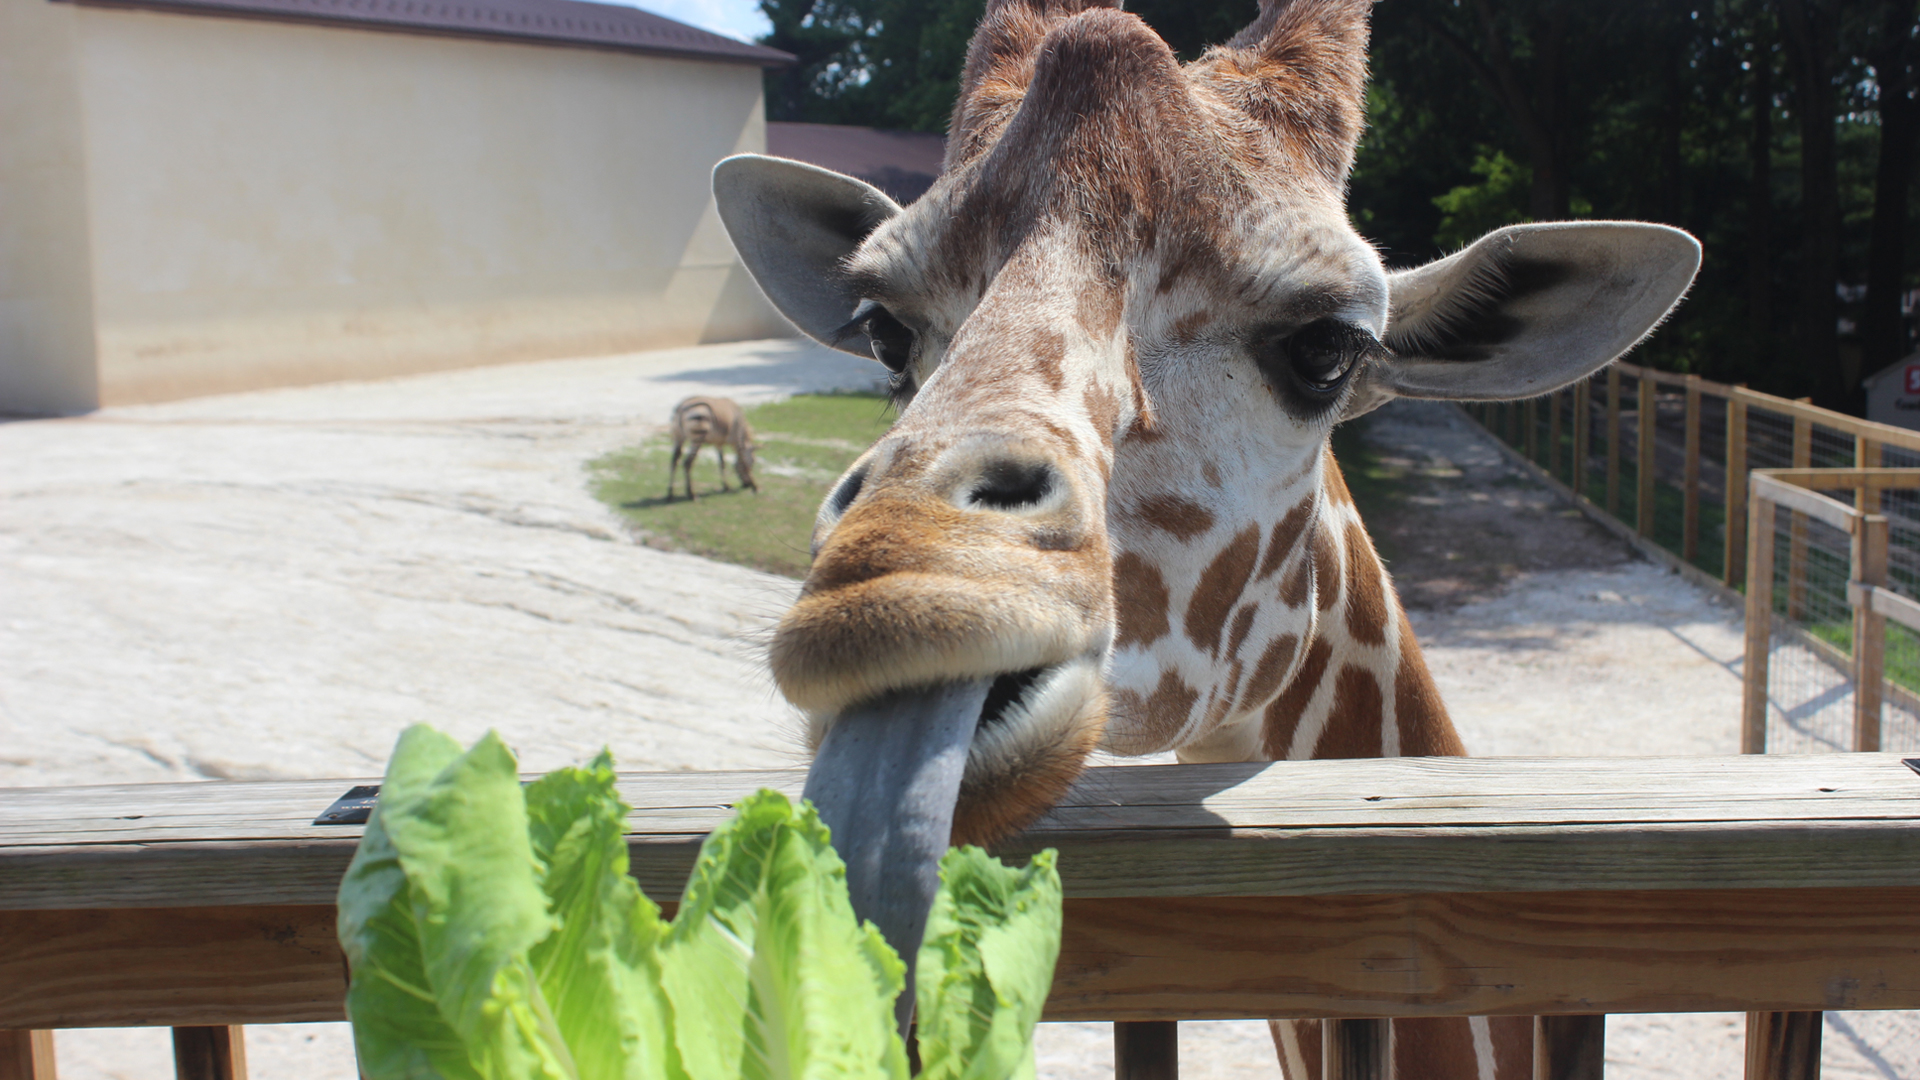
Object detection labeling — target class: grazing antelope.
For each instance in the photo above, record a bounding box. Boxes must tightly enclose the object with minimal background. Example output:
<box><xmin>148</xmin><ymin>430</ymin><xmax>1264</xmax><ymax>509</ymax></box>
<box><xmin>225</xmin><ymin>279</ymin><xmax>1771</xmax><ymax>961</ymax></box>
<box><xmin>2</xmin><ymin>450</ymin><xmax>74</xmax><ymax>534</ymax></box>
<box><xmin>666</xmin><ymin>395</ymin><xmax>760</xmax><ymax>501</ymax></box>
<box><xmin>713</xmin><ymin>0</ymin><xmax>1699</xmax><ymax>1074</ymax></box>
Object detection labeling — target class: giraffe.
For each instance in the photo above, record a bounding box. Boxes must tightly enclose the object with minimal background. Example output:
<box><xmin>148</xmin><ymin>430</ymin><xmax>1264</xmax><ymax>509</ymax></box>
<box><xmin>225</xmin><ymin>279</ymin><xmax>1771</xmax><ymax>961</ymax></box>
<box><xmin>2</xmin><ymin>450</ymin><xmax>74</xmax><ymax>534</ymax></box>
<box><xmin>712</xmin><ymin>0</ymin><xmax>1700</xmax><ymax>1074</ymax></box>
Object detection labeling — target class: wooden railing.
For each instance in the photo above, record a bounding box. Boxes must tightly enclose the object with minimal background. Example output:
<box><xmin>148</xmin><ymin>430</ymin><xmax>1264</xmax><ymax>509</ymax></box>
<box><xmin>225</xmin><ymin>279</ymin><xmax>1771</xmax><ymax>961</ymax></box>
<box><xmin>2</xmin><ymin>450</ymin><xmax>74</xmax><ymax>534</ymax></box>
<box><xmin>1739</xmin><ymin>469</ymin><xmax>1920</xmax><ymax>756</ymax></box>
<box><xmin>5</xmin><ymin>755</ymin><xmax>1920</xmax><ymax>1080</ymax></box>
<box><xmin>1464</xmin><ymin>360</ymin><xmax>1920</xmax><ymax>593</ymax></box>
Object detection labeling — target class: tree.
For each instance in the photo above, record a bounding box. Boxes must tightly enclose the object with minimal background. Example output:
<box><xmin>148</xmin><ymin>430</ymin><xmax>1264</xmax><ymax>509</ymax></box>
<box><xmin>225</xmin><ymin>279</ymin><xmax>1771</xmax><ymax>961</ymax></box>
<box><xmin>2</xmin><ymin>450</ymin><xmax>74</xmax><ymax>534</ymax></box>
<box><xmin>1857</xmin><ymin>0</ymin><xmax>1920</xmax><ymax>375</ymax></box>
<box><xmin>1777</xmin><ymin>0</ymin><xmax>1845</xmax><ymax>406</ymax></box>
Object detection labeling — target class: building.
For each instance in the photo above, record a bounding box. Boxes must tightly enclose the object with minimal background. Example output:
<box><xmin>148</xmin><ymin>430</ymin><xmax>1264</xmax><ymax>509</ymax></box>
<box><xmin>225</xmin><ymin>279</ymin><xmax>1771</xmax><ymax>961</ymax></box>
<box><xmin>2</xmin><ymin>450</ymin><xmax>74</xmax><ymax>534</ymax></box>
<box><xmin>1</xmin><ymin>0</ymin><xmax>794</xmax><ymax>414</ymax></box>
<box><xmin>1864</xmin><ymin>354</ymin><xmax>1920</xmax><ymax>432</ymax></box>
<box><xmin>766</xmin><ymin>122</ymin><xmax>946</xmax><ymax>205</ymax></box>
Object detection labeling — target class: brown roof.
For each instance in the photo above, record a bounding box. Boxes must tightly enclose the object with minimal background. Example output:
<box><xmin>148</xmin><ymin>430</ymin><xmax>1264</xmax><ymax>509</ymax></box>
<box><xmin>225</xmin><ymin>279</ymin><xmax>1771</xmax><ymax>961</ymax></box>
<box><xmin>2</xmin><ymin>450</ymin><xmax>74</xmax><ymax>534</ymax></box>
<box><xmin>766</xmin><ymin>122</ymin><xmax>947</xmax><ymax>204</ymax></box>
<box><xmin>58</xmin><ymin>0</ymin><xmax>793</xmax><ymax>66</ymax></box>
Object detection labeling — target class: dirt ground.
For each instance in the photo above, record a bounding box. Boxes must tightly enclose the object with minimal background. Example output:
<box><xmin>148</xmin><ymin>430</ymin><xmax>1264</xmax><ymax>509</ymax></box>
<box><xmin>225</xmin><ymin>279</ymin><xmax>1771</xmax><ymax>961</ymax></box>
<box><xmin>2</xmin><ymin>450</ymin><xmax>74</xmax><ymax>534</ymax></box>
<box><xmin>5</xmin><ymin>351</ymin><xmax>1914</xmax><ymax>1079</ymax></box>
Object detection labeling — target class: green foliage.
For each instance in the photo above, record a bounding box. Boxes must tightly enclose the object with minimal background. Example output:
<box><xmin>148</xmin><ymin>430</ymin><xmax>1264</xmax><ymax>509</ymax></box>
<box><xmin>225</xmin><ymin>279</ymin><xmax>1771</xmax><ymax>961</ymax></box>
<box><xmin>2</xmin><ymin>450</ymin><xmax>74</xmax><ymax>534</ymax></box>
<box><xmin>1431</xmin><ymin>150</ymin><xmax>1533</xmax><ymax>251</ymax></box>
<box><xmin>588</xmin><ymin>393</ymin><xmax>895</xmax><ymax>579</ymax></box>
<box><xmin>758</xmin><ymin>0</ymin><xmax>1906</xmax><ymax>408</ymax></box>
<box><xmin>339</xmin><ymin>727</ymin><xmax>1065</xmax><ymax>1080</ymax></box>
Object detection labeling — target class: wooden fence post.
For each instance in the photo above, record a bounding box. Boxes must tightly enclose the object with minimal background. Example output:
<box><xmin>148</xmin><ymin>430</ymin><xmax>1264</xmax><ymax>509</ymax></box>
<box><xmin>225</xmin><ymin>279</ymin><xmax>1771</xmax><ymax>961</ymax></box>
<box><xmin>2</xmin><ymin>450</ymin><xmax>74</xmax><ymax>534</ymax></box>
<box><xmin>1637</xmin><ymin>375</ymin><xmax>1657</xmax><ymax>537</ymax></box>
<box><xmin>1574</xmin><ymin>378</ymin><xmax>1592</xmax><ymax>498</ymax></box>
<box><xmin>1727</xmin><ymin>388</ymin><xmax>1749</xmax><ymax>587</ymax></box>
<box><xmin>1526</xmin><ymin>397</ymin><xmax>1539</xmax><ymax>462</ymax></box>
<box><xmin>1606</xmin><ymin>368</ymin><xmax>1623</xmax><ymax>516</ymax></box>
<box><xmin>1683</xmin><ymin>375</ymin><xmax>1701</xmax><ymax>564</ymax></box>
<box><xmin>1115</xmin><ymin>1021</ymin><xmax>1178</xmax><ymax>1080</ymax></box>
<box><xmin>1854</xmin><ymin>514</ymin><xmax>1890</xmax><ymax>753</ymax></box>
<box><xmin>1743</xmin><ymin>488</ymin><xmax>1777</xmax><ymax>755</ymax></box>
<box><xmin>1785</xmin><ymin>414</ymin><xmax>1813</xmax><ymax>622</ymax></box>
<box><xmin>1857</xmin><ymin>437</ymin><xmax>1881</xmax><ymax>514</ymax></box>
<box><xmin>1322</xmin><ymin>1019</ymin><xmax>1389</xmax><ymax>1080</ymax></box>
<box><xmin>172</xmin><ymin>1027</ymin><xmax>246</xmax><ymax>1080</ymax></box>
<box><xmin>1534</xmin><ymin>1016</ymin><xmax>1605</xmax><ymax>1080</ymax></box>
<box><xmin>0</xmin><ymin>1031</ymin><xmax>56</xmax><ymax>1080</ymax></box>
<box><xmin>1549</xmin><ymin>390</ymin><xmax>1564</xmax><ymax>480</ymax></box>
<box><xmin>1744</xmin><ymin>1011</ymin><xmax>1821</xmax><ymax>1080</ymax></box>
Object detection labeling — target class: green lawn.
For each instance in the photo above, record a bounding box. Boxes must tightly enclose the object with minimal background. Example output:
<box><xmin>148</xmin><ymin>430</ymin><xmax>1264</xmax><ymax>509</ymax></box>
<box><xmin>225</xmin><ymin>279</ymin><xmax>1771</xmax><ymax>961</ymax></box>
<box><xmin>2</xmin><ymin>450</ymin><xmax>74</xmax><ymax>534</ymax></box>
<box><xmin>589</xmin><ymin>392</ymin><xmax>896</xmax><ymax>578</ymax></box>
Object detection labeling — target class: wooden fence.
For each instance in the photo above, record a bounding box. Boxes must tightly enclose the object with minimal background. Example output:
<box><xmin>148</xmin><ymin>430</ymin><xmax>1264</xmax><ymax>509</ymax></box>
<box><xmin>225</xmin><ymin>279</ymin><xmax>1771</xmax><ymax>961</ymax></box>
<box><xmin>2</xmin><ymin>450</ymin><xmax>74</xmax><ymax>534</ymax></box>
<box><xmin>5</xmin><ymin>755</ymin><xmax>1920</xmax><ymax>1080</ymax></box>
<box><xmin>1741</xmin><ymin>468</ymin><xmax>1920</xmax><ymax>756</ymax></box>
<box><xmin>1463</xmin><ymin>360</ymin><xmax>1920</xmax><ymax>593</ymax></box>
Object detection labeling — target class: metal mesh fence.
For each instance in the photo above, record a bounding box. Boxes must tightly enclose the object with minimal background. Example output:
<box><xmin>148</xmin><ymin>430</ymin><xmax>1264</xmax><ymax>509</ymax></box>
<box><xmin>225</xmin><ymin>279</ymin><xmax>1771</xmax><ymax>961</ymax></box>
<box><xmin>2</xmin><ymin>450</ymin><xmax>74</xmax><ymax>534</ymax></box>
<box><xmin>1758</xmin><ymin>508</ymin><xmax>1920</xmax><ymax>753</ymax></box>
<box><xmin>1461</xmin><ymin>371</ymin><xmax>1920</xmax><ymax>754</ymax></box>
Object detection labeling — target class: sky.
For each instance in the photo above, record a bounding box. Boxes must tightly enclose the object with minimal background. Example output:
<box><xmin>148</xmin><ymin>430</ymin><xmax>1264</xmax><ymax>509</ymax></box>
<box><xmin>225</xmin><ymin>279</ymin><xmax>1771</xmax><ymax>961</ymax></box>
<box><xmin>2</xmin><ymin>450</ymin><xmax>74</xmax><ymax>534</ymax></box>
<box><xmin>618</xmin><ymin>0</ymin><xmax>771</xmax><ymax>42</ymax></box>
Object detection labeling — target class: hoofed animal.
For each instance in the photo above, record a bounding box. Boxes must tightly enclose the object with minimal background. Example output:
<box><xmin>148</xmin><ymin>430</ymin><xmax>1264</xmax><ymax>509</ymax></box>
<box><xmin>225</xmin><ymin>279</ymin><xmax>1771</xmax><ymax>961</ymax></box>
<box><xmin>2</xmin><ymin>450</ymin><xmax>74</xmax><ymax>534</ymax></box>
<box><xmin>666</xmin><ymin>396</ymin><xmax>760</xmax><ymax>501</ymax></box>
<box><xmin>713</xmin><ymin>0</ymin><xmax>1700</xmax><ymax>1074</ymax></box>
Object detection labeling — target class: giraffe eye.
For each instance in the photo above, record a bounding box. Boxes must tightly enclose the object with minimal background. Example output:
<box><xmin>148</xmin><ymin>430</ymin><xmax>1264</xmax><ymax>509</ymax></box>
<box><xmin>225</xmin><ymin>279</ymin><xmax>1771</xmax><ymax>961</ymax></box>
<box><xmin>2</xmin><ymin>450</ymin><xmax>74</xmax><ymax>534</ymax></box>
<box><xmin>861</xmin><ymin>307</ymin><xmax>915</xmax><ymax>374</ymax></box>
<box><xmin>1285</xmin><ymin>319</ymin><xmax>1373</xmax><ymax>394</ymax></box>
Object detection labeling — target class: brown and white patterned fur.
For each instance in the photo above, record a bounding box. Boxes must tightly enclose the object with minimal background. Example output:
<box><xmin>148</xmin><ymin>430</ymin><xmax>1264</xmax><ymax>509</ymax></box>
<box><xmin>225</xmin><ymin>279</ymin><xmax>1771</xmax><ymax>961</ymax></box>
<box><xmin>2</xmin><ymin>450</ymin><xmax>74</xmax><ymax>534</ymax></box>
<box><xmin>666</xmin><ymin>395</ymin><xmax>759</xmax><ymax>501</ymax></box>
<box><xmin>713</xmin><ymin>2</ymin><xmax>1699</xmax><ymax>1076</ymax></box>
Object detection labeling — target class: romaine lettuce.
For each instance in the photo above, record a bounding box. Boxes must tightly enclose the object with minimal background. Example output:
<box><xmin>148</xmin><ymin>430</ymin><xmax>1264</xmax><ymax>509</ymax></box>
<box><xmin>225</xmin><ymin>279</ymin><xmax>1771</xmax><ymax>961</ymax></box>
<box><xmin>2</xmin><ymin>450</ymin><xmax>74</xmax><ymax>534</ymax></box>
<box><xmin>338</xmin><ymin>726</ymin><xmax>1062</xmax><ymax>1080</ymax></box>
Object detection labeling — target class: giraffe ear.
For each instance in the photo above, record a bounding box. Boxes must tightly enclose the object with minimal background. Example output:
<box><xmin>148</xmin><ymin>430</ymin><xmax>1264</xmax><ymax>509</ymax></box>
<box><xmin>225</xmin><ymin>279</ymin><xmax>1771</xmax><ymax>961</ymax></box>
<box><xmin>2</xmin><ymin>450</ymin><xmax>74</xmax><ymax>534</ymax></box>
<box><xmin>713</xmin><ymin>154</ymin><xmax>902</xmax><ymax>359</ymax></box>
<box><xmin>1360</xmin><ymin>222</ymin><xmax>1700</xmax><ymax>410</ymax></box>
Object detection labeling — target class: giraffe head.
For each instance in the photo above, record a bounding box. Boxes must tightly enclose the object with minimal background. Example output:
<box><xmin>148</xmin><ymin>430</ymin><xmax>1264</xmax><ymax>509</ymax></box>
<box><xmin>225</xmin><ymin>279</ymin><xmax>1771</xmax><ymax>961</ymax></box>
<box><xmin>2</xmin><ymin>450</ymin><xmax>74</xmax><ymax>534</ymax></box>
<box><xmin>715</xmin><ymin>0</ymin><xmax>1698</xmax><ymax>979</ymax></box>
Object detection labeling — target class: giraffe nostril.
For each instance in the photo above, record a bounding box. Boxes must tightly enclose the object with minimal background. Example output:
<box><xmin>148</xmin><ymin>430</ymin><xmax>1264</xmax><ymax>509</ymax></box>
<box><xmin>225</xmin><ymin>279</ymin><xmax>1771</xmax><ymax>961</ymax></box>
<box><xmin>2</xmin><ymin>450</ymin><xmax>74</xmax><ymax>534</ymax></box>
<box><xmin>828</xmin><ymin>467</ymin><xmax>867</xmax><ymax>517</ymax></box>
<box><xmin>968</xmin><ymin>460</ymin><xmax>1055</xmax><ymax>511</ymax></box>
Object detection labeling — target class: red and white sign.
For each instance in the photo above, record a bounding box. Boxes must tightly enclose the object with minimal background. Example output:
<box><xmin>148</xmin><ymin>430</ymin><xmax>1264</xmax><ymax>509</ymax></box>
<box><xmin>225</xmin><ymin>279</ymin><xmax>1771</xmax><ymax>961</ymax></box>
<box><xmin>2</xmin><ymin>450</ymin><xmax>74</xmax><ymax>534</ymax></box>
<box><xmin>1903</xmin><ymin>364</ymin><xmax>1920</xmax><ymax>395</ymax></box>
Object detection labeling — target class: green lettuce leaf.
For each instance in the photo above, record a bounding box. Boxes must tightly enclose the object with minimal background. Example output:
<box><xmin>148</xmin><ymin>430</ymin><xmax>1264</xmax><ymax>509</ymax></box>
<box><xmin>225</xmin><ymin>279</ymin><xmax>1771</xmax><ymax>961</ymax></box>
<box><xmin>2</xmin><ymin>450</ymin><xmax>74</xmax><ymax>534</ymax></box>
<box><xmin>524</xmin><ymin>753</ymin><xmax>679</xmax><ymax>1080</ymax></box>
<box><xmin>658</xmin><ymin>790</ymin><xmax>909</xmax><ymax>1080</ymax></box>
<box><xmin>339</xmin><ymin>725</ymin><xmax>572</xmax><ymax>1080</ymax></box>
<box><xmin>913</xmin><ymin>848</ymin><xmax>1063</xmax><ymax>1080</ymax></box>
<box><xmin>340</xmin><ymin>726</ymin><xmax>1063</xmax><ymax>1080</ymax></box>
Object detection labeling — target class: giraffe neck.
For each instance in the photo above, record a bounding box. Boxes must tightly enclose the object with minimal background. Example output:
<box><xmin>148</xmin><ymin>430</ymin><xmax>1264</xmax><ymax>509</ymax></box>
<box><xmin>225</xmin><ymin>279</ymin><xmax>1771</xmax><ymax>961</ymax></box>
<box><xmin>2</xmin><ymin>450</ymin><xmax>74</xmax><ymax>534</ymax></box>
<box><xmin>1269</xmin><ymin>456</ymin><xmax>1464</xmax><ymax>761</ymax></box>
<box><xmin>1169</xmin><ymin>450</ymin><xmax>1465</xmax><ymax>765</ymax></box>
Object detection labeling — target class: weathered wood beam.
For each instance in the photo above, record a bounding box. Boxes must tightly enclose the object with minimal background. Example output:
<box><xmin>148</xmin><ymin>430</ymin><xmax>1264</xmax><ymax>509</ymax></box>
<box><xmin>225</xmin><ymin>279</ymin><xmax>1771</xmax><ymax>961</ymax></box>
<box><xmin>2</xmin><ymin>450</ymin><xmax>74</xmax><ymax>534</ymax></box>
<box><xmin>1113</xmin><ymin>1021</ymin><xmax>1177</xmax><ymax>1080</ymax></box>
<box><xmin>172</xmin><ymin>1027</ymin><xmax>246</xmax><ymax>1080</ymax></box>
<box><xmin>7</xmin><ymin>886</ymin><xmax>1919</xmax><ymax>1030</ymax></box>
<box><xmin>0</xmin><ymin>1030</ymin><xmax>56</xmax><ymax>1080</ymax></box>
<box><xmin>1743</xmin><ymin>1011</ymin><xmax>1821</xmax><ymax>1080</ymax></box>
<box><xmin>1320</xmin><ymin>1019</ymin><xmax>1387</xmax><ymax>1080</ymax></box>
<box><xmin>1533</xmin><ymin>1015</ymin><xmax>1603</xmax><ymax>1080</ymax></box>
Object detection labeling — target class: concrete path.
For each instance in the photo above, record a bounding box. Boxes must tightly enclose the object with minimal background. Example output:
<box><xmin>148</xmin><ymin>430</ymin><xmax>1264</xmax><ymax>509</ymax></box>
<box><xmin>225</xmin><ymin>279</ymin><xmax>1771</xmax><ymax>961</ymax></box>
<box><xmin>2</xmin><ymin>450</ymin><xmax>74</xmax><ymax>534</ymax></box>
<box><xmin>3</xmin><ymin>346</ymin><xmax>1913</xmax><ymax>1079</ymax></box>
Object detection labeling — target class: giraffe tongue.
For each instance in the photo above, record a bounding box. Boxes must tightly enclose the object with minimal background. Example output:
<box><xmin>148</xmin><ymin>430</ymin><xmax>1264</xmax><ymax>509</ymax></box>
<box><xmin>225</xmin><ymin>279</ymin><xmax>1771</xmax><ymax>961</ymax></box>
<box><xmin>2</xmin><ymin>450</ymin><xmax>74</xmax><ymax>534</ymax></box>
<box><xmin>801</xmin><ymin>678</ymin><xmax>988</xmax><ymax>1036</ymax></box>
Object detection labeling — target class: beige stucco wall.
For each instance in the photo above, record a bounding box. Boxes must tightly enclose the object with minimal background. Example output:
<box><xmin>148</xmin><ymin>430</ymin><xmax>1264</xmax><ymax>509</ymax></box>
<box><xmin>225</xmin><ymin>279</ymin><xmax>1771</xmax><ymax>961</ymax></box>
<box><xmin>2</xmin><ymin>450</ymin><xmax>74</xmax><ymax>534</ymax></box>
<box><xmin>0</xmin><ymin>1</ymin><xmax>793</xmax><ymax>412</ymax></box>
<box><xmin>0</xmin><ymin>0</ymin><xmax>100</xmax><ymax>414</ymax></box>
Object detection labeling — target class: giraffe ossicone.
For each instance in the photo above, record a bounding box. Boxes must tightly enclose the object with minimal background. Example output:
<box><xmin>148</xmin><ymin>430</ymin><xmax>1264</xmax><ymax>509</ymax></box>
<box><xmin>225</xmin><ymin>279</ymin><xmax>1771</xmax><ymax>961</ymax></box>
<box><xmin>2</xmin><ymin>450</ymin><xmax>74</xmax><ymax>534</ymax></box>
<box><xmin>714</xmin><ymin>0</ymin><xmax>1699</xmax><ymax>1063</ymax></box>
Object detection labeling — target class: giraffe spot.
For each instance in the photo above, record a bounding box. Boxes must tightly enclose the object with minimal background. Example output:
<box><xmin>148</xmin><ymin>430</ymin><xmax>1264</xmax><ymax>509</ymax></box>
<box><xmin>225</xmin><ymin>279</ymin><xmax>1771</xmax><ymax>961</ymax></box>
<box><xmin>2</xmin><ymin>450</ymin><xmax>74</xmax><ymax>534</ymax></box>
<box><xmin>1310</xmin><ymin>524</ymin><xmax>1341</xmax><ymax>612</ymax></box>
<box><xmin>1278</xmin><ymin>549</ymin><xmax>1312</xmax><ymax>608</ymax></box>
<box><xmin>1262</xmin><ymin>637</ymin><xmax>1331</xmax><ymax>759</ymax></box>
<box><xmin>1141</xmin><ymin>669</ymin><xmax>1200</xmax><ymax>746</ymax></box>
<box><xmin>1201</xmin><ymin>460</ymin><xmax>1222</xmax><ymax>488</ymax></box>
<box><xmin>1322</xmin><ymin>452</ymin><xmax>1355</xmax><ymax>506</ymax></box>
<box><xmin>1134</xmin><ymin>493</ymin><xmax>1214</xmax><ymax>540</ymax></box>
<box><xmin>1313</xmin><ymin>664</ymin><xmax>1383</xmax><ymax>759</ymax></box>
<box><xmin>1257</xmin><ymin>496</ymin><xmax>1314</xmax><ymax>580</ymax></box>
<box><xmin>1240</xmin><ymin>631</ymin><xmax>1299</xmax><ymax>710</ymax></box>
<box><xmin>1343</xmin><ymin>520</ymin><xmax>1388</xmax><ymax>647</ymax></box>
<box><xmin>1034</xmin><ymin>415</ymin><xmax>1080</xmax><ymax>457</ymax></box>
<box><xmin>1396</xmin><ymin>620</ymin><xmax>1466</xmax><ymax>757</ymax></box>
<box><xmin>1172</xmin><ymin>309</ymin><xmax>1212</xmax><ymax>343</ymax></box>
<box><xmin>1225</xmin><ymin>603</ymin><xmax>1258</xmax><ymax>660</ymax></box>
<box><xmin>1083</xmin><ymin>385</ymin><xmax>1122</xmax><ymax>446</ymax></box>
<box><xmin>1391</xmin><ymin>1020</ymin><xmax>1480</xmax><ymax>1080</ymax></box>
<box><xmin>1031</xmin><ymin>330</ymin><xmax>1067</xmax><ymax>391</ymax></box>
<box><xmin>1113</xmin><ymin>551</ymin><xmax>1171</xmax><ymax>649</ymax></box>
<box><xmin>1184</xmin><ymin>525</ymin><xmax>1260</xmax><ymax>654</ymax></box>
<box><xmin>1076</xmin><ymin>286</ymin><xmax>1121</xmax><ymax>339</ymax></box>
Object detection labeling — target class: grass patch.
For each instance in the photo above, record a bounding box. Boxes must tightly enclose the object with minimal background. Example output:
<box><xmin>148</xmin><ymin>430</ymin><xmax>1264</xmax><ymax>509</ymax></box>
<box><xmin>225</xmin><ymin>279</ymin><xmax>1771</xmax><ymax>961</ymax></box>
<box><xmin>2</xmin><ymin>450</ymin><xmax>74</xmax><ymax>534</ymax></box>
<box><xmin>589</xmin><ymin>392</ymin><xmax>897</xmax><ymax>578</ymax></box>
